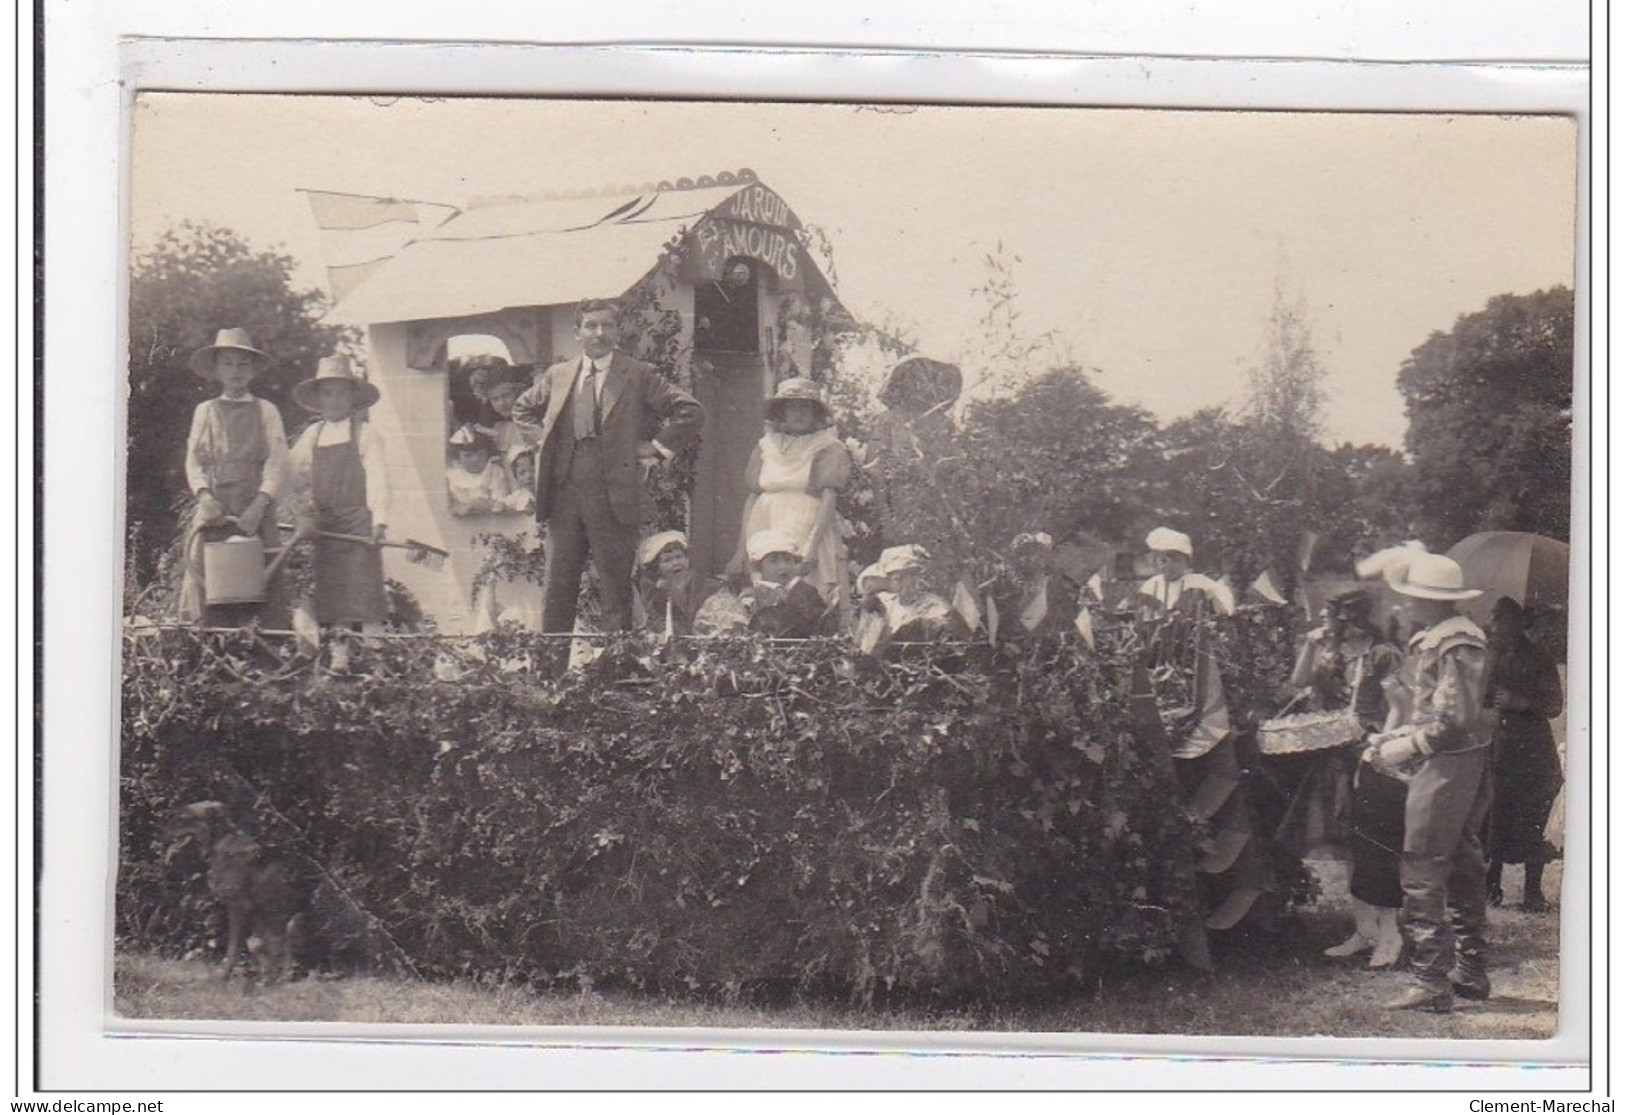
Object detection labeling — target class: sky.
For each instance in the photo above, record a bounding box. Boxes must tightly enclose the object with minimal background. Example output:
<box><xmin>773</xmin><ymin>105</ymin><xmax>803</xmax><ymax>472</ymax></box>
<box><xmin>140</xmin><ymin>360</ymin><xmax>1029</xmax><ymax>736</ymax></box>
<box><xmin>129</xmin><ymin>95</ymin><xmax>1578</xmax><ymax>449</ymax></box>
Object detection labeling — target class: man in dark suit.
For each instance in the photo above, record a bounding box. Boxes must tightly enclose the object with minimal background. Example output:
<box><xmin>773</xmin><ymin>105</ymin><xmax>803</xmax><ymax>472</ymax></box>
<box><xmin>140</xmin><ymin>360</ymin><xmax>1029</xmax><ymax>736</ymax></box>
<box><xmin>512</xmin><ymin>298</ymin><xmax>704</xmax><ymax>633</ymax></box>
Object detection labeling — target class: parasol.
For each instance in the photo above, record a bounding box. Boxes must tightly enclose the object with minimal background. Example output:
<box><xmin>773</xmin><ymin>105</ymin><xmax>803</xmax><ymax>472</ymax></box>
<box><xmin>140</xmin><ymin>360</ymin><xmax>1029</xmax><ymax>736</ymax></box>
<box><xmin>1445</xmin><ymin>531</ymin><xmax>1570</xmax><ymax>624</ymax></box>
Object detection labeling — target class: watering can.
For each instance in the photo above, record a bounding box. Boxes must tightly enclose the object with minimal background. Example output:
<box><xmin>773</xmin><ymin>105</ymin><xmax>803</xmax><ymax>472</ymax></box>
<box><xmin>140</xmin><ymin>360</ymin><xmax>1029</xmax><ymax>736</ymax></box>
<box><xmin>201</xmin><ymin>530</ymin><xmax>295</xmax><ymax>607</ymax></box>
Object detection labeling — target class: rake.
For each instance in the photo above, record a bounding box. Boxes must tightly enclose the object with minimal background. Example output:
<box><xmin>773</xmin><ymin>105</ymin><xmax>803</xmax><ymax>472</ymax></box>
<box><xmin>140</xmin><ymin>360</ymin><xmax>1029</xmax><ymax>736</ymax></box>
<box><xmin>310</xmin><ymin>530</ymin><xmax>452</xmax><ymax>569</ymax></box>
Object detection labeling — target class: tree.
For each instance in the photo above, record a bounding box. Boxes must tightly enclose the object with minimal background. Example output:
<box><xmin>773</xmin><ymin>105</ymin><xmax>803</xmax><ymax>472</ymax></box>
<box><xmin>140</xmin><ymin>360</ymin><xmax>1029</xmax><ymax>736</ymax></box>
<box><xmin>1154</xmin><ymin>288</ymin><xmax>1331</xmax><ymax>592</ymax></box>
<box><xmin>125</xmin><ymin>223</ymin><xmax>356</xmax><ymax>580</ymax></box>
<box><xmin>949</xmin><ymin>366</ymin><xmax>1162</xmax><ymax>574</ymax></box>
<box><xmin>1307</xmin><ymin>442</ymin><xmax>1416</xmax><ymax>573</ymax></box>
<box><xmin>1397</xmin><ymin>287</ymin><xmax>1574</xmax><ymax>546</ymax></box>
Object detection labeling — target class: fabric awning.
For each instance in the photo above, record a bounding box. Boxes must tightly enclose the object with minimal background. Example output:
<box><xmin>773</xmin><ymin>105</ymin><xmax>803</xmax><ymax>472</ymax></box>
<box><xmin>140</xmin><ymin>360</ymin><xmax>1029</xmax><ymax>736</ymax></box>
<box><xmin>322</xmin><ymin>183</ymin><xmax>756</xmax><ymax>326</ymax></box>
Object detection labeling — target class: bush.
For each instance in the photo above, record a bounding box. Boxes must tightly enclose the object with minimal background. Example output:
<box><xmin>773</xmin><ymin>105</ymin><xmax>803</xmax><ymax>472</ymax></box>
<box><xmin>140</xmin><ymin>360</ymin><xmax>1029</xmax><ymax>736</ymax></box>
<box><xmin>119</xmin><ymin>619</ymin><xmax>1295</xmax><ymax>1003</ymax></box>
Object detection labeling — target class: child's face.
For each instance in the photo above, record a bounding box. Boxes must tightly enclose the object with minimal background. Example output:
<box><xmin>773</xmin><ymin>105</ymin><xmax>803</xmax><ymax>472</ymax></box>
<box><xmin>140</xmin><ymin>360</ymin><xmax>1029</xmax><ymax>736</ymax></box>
<box><xmin>1152</xmin><ymin>551</ymin><xmax>1189</xmax><ymax>579</ymax></box>
<box><xmin>510</xmin><ymin>453</ymin><xmax>535</xmax><ymax>488</ymax></box>
<box><xmin>656</xmin><ymin>545</ymin><xmax>689</xmax><ymax>578</ymax></box>
<box><xmin>456</xmin><ymin>448</ymin><xmax>490</xmax><ymax>474</ymax></box>
<box><xmin>215</xmin><ymin>350</ymin><xmax>259</xmax><ymax>394</ymax></box>
<box><xmin>757</xmin><ymin>552</ymin><xmax>799</xmax><ymax>584</ymax></box>
<box><xmin>489</xmin><ymin>383</ymin><xmax>523</xmax><ymax>418</ymax></box>
<box><xmin>1014</xmin><ymin>546</ymin><xmax>1050</xmax><ymax>577</ymax></box>
<box><xmin>316</xmin><ymin>380</ymin><xmax>356</xmax><ymax>422</ymax></box>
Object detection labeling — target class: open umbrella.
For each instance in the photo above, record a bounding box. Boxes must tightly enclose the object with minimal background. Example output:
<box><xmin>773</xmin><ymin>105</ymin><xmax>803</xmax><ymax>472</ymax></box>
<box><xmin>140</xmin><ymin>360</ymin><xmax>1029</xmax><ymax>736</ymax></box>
<box><xmin>1445</xmin><ymin>531</ymin><xmax>1570</xmax><ymax>624</ymax></box>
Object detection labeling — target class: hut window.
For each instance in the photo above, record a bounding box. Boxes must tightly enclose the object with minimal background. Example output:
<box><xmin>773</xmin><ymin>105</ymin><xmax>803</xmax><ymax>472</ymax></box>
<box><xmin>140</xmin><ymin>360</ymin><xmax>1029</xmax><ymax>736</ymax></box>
<box><xmin>445</xmin><ymin>336</ymin><xmax>533</xmax><ymax>518</ymax></box>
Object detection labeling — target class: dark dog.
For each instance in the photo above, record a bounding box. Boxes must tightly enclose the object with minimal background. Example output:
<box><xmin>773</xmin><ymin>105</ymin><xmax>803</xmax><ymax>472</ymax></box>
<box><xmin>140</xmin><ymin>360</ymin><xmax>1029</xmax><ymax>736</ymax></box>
<box><xmin>162</xmin><ymin>801</ymin><xmax>306</xmax><ymax>985</ymax></box>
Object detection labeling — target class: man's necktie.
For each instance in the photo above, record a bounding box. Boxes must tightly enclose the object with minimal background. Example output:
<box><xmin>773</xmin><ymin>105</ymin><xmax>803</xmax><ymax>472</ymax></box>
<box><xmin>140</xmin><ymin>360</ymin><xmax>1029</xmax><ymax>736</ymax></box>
<box><xmin>573</xmin><ymin>362</ymin><xmax>600</xmax><ymax>440</ymax></box>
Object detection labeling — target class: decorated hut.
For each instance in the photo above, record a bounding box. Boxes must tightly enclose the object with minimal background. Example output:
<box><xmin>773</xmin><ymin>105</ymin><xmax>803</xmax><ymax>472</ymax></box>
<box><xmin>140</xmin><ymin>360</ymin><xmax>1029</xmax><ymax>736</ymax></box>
<box><xmin>307</xmin><ymin>169</ymin><xmax>849</xmax><ymax>630</ymax></box>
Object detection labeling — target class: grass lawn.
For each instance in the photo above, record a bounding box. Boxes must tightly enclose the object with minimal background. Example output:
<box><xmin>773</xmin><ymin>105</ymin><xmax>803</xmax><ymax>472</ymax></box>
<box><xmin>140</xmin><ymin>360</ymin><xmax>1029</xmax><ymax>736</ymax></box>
<box><xmin>113</xmin><ymin>862</ymin><xmax>1561</xmax><ymax>1041</ymax></box>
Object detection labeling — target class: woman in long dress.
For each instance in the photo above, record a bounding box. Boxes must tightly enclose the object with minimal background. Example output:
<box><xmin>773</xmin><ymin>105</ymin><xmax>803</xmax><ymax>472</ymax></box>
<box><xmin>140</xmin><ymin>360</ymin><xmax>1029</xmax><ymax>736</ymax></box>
<box><xmin>1484</xmin><ymin>597</ymin><xmax>1565</xmax><ymax>912</ymax></box>
<box><xmin>1285</xmin><ymin>587</ymin><xmax>1407</xmax><ymax>966</ymax></box>
<box><xmin>729</xmin><ymin>377</ymin><xmax>853</xmax><ymax>622</ymax></box>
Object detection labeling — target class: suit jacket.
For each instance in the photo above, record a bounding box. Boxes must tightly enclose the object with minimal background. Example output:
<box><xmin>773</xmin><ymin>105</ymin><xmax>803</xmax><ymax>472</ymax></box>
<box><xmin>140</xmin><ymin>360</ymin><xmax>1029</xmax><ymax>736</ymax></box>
<box><xmin>512</xmin><ymin>351</ymin><xmax>704</xmax><ymax>527</ymax></box>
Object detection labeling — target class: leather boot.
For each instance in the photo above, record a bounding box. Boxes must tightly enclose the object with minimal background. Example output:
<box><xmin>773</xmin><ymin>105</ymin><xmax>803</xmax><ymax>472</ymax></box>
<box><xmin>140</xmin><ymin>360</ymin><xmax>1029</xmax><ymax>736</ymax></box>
<box><xmin>1520</xmin><ymin>861</ymin><xmax>1550</xmax><ymax>912</ymax></box>
<box><xmin>1385</xmin><ymin>984</ymin><xmax>1454</xmax><ymax>1013</ymax></box>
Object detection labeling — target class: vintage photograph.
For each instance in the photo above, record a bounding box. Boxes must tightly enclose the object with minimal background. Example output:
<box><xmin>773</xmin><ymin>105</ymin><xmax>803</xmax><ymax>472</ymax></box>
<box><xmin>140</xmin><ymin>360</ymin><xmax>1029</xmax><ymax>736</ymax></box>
<box><xmin>115</xmin><ymin>95</ymin><xmax>1578</xmax><ymax>1042</ymax></box>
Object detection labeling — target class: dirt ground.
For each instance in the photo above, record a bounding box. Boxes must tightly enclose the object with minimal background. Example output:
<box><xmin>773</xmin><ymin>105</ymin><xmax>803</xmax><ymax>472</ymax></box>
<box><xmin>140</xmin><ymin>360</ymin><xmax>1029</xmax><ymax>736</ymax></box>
<box><xmin>113</xmin><ymin>860</ymin><xmax>1563</xmax><ymax>1042</ymax></box>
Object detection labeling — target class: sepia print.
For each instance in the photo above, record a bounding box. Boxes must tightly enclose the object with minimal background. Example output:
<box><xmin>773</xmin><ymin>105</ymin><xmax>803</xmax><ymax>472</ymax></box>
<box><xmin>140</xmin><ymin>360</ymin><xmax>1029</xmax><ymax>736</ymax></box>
<box><xmin>115</xmin><ymin>94</ymin><xmax>1579</xmax><ymax>1044</ymax></box>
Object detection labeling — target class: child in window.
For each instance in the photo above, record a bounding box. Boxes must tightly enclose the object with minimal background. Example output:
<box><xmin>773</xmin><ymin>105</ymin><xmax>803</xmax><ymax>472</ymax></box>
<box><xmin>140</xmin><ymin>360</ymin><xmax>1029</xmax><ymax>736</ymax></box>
<box><xmin>446</xmin><ymin>425</ymin><xmax>512</xmax><ymax>516</ymax></box>
<box><xmin>501</xmin><ymin>444</ymin><xmax>537</xmax><ymax>514</ymax></box>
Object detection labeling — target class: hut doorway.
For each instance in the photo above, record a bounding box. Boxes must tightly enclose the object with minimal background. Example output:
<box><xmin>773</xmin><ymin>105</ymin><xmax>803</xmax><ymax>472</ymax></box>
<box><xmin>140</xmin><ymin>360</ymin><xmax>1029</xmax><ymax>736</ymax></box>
<box><xmin>690</xmin><ymin>258</ymin><xmax>768</xmax><ymax>578</ymax></box>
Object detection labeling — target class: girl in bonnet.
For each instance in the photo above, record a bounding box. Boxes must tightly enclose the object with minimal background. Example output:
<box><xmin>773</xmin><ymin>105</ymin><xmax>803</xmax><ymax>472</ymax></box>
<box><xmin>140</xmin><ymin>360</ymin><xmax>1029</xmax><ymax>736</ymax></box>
<box><xmin>446</xmin><ymin>425</ymin><xmax>513</xmax><ymax>516</ymax></box>
<box><xmin>635</xmin><ymin>530</ymin><xmax>715</xmax><ymax>638</ymax></box>
<box><xmin>178</xmin><ymin>327</ymin><xmax>290</xmax><ymax>626</ymax></box>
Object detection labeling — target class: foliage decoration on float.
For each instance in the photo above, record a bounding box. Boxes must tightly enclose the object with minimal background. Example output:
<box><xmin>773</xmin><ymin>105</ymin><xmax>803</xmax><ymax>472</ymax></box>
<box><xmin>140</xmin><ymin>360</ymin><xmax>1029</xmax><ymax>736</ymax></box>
<box><xmin>119</xmin><ymin>613</ymin><xmax>1297</xmax><ymax>1003</ymax></box>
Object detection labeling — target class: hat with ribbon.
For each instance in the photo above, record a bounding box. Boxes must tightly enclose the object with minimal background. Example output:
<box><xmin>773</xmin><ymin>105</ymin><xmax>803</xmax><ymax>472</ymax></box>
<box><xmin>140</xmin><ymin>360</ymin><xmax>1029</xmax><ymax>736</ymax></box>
<box><xmin>188</xmin><ymin>327</ymin><xmax>271</xmax><ymax>380</ymax></box>
<box><xmin>1388</xmin><ymin>552</ymin><xmax>1483</xmax><ymax>601</ymax></box>
<box><xmin>448</xmin><ymin>424</ymin><xmax>493</xmax><ymax>454</ymax></box>
<box><xmin>292</xmin><ymin>354</ymin><xmax>381</xmax><ymax>412</ymax></box>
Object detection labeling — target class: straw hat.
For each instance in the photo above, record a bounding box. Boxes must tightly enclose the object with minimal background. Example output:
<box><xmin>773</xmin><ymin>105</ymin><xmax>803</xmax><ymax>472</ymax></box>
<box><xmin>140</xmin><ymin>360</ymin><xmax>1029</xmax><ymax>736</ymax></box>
<box><xmin>1145</xmin><ymin>526</ymin><xmax>1193</xmax><ymax>556</ymax></box>
<box><xmin>638</xmin><ymin>530</ymin><xmax>688</xmax><ymax>570</ymax></box>
<box><xmin>746</xmin><ymin>528</ymin><xmax>802</xmax><ymax>563</ymax></box>
<box><xmin>1388</xmin><ymin>552</ymin><xmax>1483</xmax><ymax>601</ymax></box>
<box><xmin>764</xmin><ymin>377</ymin><xmax>831</xmax><ymax>425</ymax></box>
<box><xmin>188</xmin><ymin>327</ymin><xmax>270</xmax><ymax>380</ymax></box>
<box><xmin>292</xmin><ymin>354</ymin><xmax>381</xmax><ymax>412</ymax></box>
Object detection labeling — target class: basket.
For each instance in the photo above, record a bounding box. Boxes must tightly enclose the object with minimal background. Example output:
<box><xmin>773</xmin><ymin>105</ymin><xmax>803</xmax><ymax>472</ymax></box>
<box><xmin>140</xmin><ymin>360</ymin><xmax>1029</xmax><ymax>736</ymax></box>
<box><xmin>1256</xmin><ymin>652</ymin><xmax>1364</xmax><ymax>755</ymax></box>
<box><xmin>1256</xmin><ymin>709</ymin><xmax>1363</xmax><ymax>755</ymax></box>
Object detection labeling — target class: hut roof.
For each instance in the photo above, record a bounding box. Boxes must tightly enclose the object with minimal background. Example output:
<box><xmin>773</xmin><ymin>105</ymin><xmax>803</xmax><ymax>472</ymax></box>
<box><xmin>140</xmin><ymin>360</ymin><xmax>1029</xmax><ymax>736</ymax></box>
<box><xmin>312</xmin><ymin>170</ymin><xmax>829</xmax><ymax>326</ymax></box>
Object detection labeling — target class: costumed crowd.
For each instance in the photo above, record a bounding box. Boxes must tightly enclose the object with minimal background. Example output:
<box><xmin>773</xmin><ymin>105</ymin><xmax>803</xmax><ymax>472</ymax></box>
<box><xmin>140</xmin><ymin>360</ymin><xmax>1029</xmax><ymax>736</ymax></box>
<box><xmin>169</xmin><ymin>306</ymin><xmax>1566</xmax><ymax>1014</ymax></box>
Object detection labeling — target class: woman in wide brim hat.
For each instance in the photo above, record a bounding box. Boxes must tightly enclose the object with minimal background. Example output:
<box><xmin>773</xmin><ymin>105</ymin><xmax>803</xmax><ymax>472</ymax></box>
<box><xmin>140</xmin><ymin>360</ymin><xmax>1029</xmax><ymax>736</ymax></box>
<box><xmin>189</xmin><ymin>326</ymin><xmax>272</xmax><ymax>380</ymax></box>
<box><xmin>762</xmin><ymin>376</ymin><xmax>833</xmax><ymax>427</ymax></box>
<box><xmin>730</xmin><ymin>376</ymin><xmax>854</xmax><ymax>625</ymax></box>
